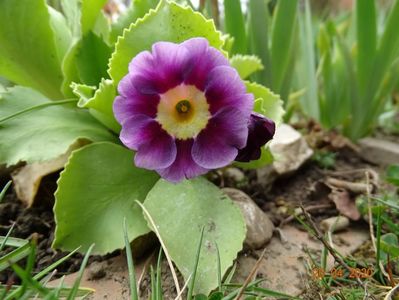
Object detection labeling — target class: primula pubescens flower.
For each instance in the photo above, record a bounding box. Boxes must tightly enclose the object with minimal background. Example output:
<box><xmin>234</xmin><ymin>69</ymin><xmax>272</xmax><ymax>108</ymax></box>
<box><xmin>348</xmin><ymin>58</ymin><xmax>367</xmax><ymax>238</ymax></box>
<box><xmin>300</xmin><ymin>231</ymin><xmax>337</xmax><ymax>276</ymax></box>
<box><xmin>114</xmin><ymin>37</ymin><xmax>275</xmax><ymax>182</ymax></box>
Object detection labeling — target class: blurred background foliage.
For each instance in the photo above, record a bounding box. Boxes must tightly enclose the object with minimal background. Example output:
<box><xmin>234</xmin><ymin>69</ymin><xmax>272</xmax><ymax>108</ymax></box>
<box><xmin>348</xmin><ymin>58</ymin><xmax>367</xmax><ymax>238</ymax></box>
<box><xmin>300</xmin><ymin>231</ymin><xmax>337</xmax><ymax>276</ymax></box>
<box><xmin>3</xmin><ymin>0</ymin><xmax>399</xmax><ymax>141</ymax></box>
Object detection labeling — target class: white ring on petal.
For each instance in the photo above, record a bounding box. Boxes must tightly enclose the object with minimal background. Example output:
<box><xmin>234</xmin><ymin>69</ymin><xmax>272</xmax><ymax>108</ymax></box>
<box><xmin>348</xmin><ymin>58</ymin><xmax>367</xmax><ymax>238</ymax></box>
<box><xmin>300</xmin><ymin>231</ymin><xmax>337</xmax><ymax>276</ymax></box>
<box><xmin>156</xmin><ymin>84</ymin><xmax>211</xmax><ymax>140</ymax></box>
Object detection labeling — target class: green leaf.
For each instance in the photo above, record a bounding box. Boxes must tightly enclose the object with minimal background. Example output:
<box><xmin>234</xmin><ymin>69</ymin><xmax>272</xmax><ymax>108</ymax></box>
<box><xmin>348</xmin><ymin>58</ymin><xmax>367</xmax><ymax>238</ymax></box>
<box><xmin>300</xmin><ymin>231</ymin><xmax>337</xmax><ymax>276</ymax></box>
<box><xmin>62</xmin><ymin>42</ymin><xmax>82</xmax><ymax>97</ymax></box>
<box><xmin>53</xmin><ymin>142</ymin><xmax>159</xmax><ymax>254</ymax></box>
<box><xmin>230</xmin><ymin>55</ymin><xmax>264</xmax><ymax>79</ymax></box>
<box><xmin>61</xmin><ymin>0</ymin><xmax>81</xmax><ymax>38</ymax></box>
<box><xmin>81</xmin><ymin>0</ymin><xmax>108</xmax><ymax>36</ymax></box>
<box><xmin>109</xmin><ymin>0</ymin><xmax>224</xmax><ymax>84</ymax></box>
<box><xmin>356</xmin><ymin>0</ymin><xmax>376</xmax><ymax>98</ymax></box>
<box><xmin>223</xmin><ymin>0</ymin><xmax>247</xmax><ymax>54</ymax></box>
<box><xmin>49</xmin><ymin>7</ymin><xmax>73</xmax><ymax>66</ymax></box>
<box><xmin>247</xmin><ymin>0</ymin><xmax>271</xmax><ymax>85</ymax></box>
<box><xmin>62</xmin><ymin>32</ymin><xmax>112</xmax><ymax>96</ymax></box>
<box><xmin>61</xmin><ymin>0</ymin><xmax>107</xmax><ymax>38</ymax></box>
<box><xmin>143</xmin><ymin>177</ymin><xmax>246</xmax><ymax>295</ymax></box>
<box><xmin>297</xmin><ymin>0</ymin><xmax>319</xmax><ymax>120</ymax></box>
<box><xmin>0</xmin><ymin>86</ymin><xmax>116</xmax><ymax>166</ymax></box>
<box><xmin>234</xmin><ymin>147</ymin><xmax>274</xmax><ymax>170</ymax></box>
<box><xmin>380</xmin><ymin>233</ymin><xmax>399</xmax><ymax>261</ymax></box>
<box><xmin>75</xmin><ymin>32</ymin><xmax>112</xmax><ymax>86</ymax></box>
<box><xmin>270</xmin><ymin>0</ymin><xmax>298</xmax><ymax>96</ymax></box>
<box><xmin>245</xmin><ymin>81</ymin><xmax>285</xmax><ymax>124</ymax></box>
<box><xmin>110</xmin><ymin>0</ymin><xmax>160</xmax><ymax>44</ymax></box>
<box><xmin>0</xmin><ymin>0</ymin><xmax>66</xmax><ymax>99</ymax></box>
<box><xmin>386</xmin><ymin>164</ymin><xmax>399</xmax><ymax>186</ymax></box>
<box><xmin>73</xmin><ymin>79</ymin><xmax>121</xmax><ymax>133</ymax></box>
<box><xmin>60</xmin><ymin>0</ymin><xmax>110</xmax><ymax>95</ymax></box>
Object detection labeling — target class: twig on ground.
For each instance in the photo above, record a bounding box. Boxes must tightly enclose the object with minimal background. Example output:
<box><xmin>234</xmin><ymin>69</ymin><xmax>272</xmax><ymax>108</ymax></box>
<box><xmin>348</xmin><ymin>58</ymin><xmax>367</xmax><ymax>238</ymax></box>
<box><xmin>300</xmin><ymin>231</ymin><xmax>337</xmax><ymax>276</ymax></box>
<box><xmin>279</xmin><ymin>203</ymin><xmax>334</xmax><ymax>227</ymax></box>
<box><xmin>135</xmin><ymin>201</ymin><xmax>182</xmax><ymax>299</ymax></box>
<box><xmin>234</xmin><ymin>247</ymin><xmax>267</xmax><ymax>300</ymax></box>
<box><xmin>300</xmin><ymin>205</ymin><xmax>377</xmax><ymax>300</ymax></box>
<box><xmin>365</xmin><ymin>171</ymin><xmax>390</xmax><ymax>281</ymax></box>
<box><xmin>326</xmin><ymin>177</ymin><xmax>373</xmax><ymax>194</ymax></box>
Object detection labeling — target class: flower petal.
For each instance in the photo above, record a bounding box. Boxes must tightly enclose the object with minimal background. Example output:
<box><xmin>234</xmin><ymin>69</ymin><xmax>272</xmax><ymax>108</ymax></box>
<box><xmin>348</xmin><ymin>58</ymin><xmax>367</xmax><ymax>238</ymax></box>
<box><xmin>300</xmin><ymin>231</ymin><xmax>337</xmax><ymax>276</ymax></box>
<box><xmin>181</xmin><ymin>38</ymin><xmax>229</xmax><ymax>90</ymax></box>
<box><xmin>119</xmin><ymin>114</ymin><xmax>158</xmax><ymax>149</ymax></box>
<box><xmin>192</xmin><ymin>107</ymin><xmax>249</xmax><ymax>169</ymax></box>
<box><xmin>204</xmin><ymin>66</ymin><xmax>253</xmax><ymax>115</ymax></box>
<box><xmin>157</xmin><ymin>139</ymin><xmax>208</xmax><ymax>183</ymax></box>
<box><xmin>128</xmin><ymin>42</ymin><xmax>190</xmax><ymax>94</ymax></box>
<box><xmin>235</xmin><ymin>113</ymin><xmax>276</xmax><ymax>162</ymax></box>
<box><xmin>113</xmin><ymin>89</ymin><xmax>159</xmax><ymax>124</ymax></box>
<box><xmin>135</xmin><ymin>135</ymin><xmax>177</xmax><ymax>170</ymax></box>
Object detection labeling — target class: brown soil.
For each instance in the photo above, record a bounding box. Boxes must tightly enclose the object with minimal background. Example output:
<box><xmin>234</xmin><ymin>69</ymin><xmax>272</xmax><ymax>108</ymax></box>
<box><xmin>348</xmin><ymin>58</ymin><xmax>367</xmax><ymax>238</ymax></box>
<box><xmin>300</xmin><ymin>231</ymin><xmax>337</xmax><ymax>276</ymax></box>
<box><xmin>0</xmin><ymin>174</ymin><xmax>117</xmax><ymax>285</ymax></box>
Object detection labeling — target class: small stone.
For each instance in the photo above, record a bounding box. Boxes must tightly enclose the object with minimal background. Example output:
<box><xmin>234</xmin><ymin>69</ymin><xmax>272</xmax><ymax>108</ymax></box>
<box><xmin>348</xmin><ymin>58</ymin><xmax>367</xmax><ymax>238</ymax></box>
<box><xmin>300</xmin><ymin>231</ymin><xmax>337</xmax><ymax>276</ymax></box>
<box><xmin>320</xmin><ymin>216</ymin><xmax>350</xmax><ymax>233</ymax></box>
<box><xmin>358</xmin><ymin>137</ymin><xmax>399</xmax><ymax>166</ymax></box>
<box><xmin>223</xmin><ymin>188</ymin><xmax>274</xmax><ymax>250</ymax></box>
<box><xmin>87</xmin><ymin>261</ymin><xmax>107</xmax><ymax>280</ymax></box>
<box><xmin>223</xmin><ymin>167</ymin><xmax>245</xmax><ymax>183</ymax></box>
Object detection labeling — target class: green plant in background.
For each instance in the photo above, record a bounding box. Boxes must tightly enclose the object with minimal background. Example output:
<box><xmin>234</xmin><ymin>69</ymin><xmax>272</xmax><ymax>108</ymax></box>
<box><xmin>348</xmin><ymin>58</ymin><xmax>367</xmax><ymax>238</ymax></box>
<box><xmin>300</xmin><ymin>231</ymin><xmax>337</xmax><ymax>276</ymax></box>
<box><xmin>356</xmin><ymin>165</ymin><xmax>399</xmax><ymax>289</ymax></box>
<box><xmin>296</xmin><ymin>0</ymin><xmax>399</xmax><ymax>140</ymax></box>
<box><xmin>222</xmin><ymin>0</ymin><xmax>298</xmax><ymax>102</ymax></box>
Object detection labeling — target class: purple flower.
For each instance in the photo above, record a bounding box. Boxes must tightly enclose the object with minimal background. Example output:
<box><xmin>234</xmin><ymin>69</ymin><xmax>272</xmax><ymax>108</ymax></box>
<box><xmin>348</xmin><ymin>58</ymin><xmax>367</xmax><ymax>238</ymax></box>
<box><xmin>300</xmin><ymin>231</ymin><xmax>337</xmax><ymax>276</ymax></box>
<box><xmin>113</xmin><ymin>37</ymin><xmax>254</xmax><ymax>182</ymax></box>
<box><xmin>235</xmin><ymin>113</ymin><xmax>276</xmax><ymax>162</ymax></box>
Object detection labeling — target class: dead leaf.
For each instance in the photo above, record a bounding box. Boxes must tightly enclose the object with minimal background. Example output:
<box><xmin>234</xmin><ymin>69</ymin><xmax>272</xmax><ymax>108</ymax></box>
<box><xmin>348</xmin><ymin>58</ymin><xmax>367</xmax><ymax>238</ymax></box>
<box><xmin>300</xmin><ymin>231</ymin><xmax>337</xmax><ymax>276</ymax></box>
<box><xmin>11</xmin><ymin>139</ymin><xmax>89</xmax><ymax>207</ymax></box>
<box><xmin>328</xmin><ymin>188</ymin><xmax>361</xmax><ymax>221</ymax></box>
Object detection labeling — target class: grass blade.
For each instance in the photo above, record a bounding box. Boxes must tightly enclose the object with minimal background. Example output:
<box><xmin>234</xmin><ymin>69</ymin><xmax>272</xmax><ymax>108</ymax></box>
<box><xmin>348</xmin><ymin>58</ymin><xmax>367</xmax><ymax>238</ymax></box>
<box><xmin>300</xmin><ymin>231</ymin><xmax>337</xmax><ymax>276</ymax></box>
<box><xmin>250</xmin><ymin>286</ymin><xmax>301</xmax><ymax>299</ymax></box>
<box><xmin>66</xmin><ymin>243</ymin><xmax>94</xmax><ymax>300</ymax></box>
<box><xmin>123</xmin><ymin>218</ymin><xmax>138</xmax><ymax>300</ymax></box>
<box><xmin>156</xmin><ymin>249</ymin><xmax>163</xmax><ymax>300</ymax></box>
<box><xmin>223</xmin><ymin>0</ymin><xmax>247</xmax><ymax>54</ymax></box>
<box><xmin>187</xmin><ymin>227</ymin><xmax>205</xmax><ymax>299</ymax></box>
<box><xmin>150</xmin><ymin>266</ymin><xmax>156</xmax><ymax>300</ymax></box>
<box><xmin>215</xmin><ymin>243</ymin><xmax>222</xmax><ymax>292</ymax></box>
<box><xmin>0</xmin><ymin>224</ymin><xmax>17</xmax><ymax>252</ymax></box>
<box><xmin>0</xmin><ymin>243</ymin><xmax>31</xmax><ymax>272</ymax></box>
<box><xmin>34</xmin><ymin>247</ymin><xmax>80</xmax><ymax>281</ymax></box>
<box><xmin>135</xmin><ymin>200</ymin><xmax>181</xmax><ymax>298</ymax></box>
<box><xmin>0</xmin><ymin>234</ymin><xmax>28</xmax><ymax>250</ymax></box>
<box><xmin>270</xmin><ymin>0</ymin><xmax>298</xmax><ymax>95</ymax></box>
<box><xmin>10</xmin><ymin>264</ymin><xmax>48</xmax><ymax>298</ymax></box>
<box><xmin>247</xmin><ymin>0</ymin><xmax>271</xmax><ymax>85</ymax></box>
<box><xmin>297</xmin><ymin>0</ymin><xmax>319</xmax><ymax>120</ymax></box>
<box><xmin>356</xmin><ymin>0</ymin><xmax>376</xmax><ymax>99</ymax></box>
<box><xmin>0</xmin><ymin>181</ymin><xmax>11</xmax><ymax>202</ymax></box>
<box><xmin>223</xmin><ymin>263</ymin><xmax>236</xmax><ymax>285</ymax></box>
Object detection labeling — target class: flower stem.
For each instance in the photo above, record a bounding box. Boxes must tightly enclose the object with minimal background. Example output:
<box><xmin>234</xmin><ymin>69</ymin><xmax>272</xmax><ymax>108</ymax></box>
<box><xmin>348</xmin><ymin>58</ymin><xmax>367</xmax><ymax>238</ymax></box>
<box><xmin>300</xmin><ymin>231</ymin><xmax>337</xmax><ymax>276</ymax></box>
<box><xmin>0</xmin><ymin>99</ymin><xmax>78</xmax><ymax>124</ymax></box>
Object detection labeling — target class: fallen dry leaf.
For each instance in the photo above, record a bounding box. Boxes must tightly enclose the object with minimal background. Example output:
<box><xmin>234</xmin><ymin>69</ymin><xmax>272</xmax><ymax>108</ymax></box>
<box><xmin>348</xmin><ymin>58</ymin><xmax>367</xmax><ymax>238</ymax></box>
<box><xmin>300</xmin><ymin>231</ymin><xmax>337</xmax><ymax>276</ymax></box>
<box><xmin>328</xmin><ymin>188</ymin><xmax>361</xmax><ymax>221</ymax></box>
<box><xmin>11</xmin><ymin>139</ymin><xmax>89</xmax><ymax>207</ymax></box>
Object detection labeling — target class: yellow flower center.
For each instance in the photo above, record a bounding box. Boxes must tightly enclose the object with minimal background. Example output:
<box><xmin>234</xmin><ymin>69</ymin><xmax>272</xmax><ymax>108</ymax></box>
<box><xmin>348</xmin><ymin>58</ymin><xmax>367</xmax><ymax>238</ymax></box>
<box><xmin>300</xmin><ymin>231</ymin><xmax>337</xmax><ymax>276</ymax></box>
<box><xmin>156</xmin><ymin>84</ymin><xmax>210</xmax><ymax>140</ymax></box>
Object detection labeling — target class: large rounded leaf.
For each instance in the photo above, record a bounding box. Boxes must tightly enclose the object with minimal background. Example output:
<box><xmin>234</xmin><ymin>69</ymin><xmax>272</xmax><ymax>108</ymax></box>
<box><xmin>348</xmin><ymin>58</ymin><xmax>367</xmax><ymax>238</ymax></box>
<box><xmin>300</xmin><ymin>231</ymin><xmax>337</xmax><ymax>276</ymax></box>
<box><xmin>143</xmin><ymin>177</ymin><xmax>246</xmax><ymax>295</ymax></box>
<box><xmin>53</xmin><ymin>142</ymin><xmax>159</xmax><ymax>254</ymax></box>
<box><xmin>108</xmin><ymin>1</ymin><xmax>224</xmax><ymax>84</ymax></box>
<box><xmin>0</xmin><ymin>87</ymin><xmax>116</xmax><ymax>167</ymax></box>
<box><xmin>0</xmin><ymin>0</ymin><xmax>67</xmax><ymax>99</ymax></box>
<box><xmin>0</xmin><ymin>86</ymin><xmax>117</xmax><ymax>166</ymax></box>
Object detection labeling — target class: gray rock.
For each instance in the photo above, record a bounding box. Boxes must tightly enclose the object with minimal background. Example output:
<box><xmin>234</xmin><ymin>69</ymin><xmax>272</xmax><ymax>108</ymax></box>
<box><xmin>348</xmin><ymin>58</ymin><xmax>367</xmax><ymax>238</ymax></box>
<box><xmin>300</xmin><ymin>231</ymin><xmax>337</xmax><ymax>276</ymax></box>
<box><xmin>223</xmin><ymin>188</ymin><xmax>274</xmax><ymax>250</ymax></box>
<box><xmin>257</xmin><ymin>124</ymin><xmax>313</xmax><ymax>188</ymax></box>
<box><xmin>358</xmin><ymin>137</ymin><xmax>399</xmax><ymax>166</ymax></box>
<box><xmin>269</xmin><ymin>124</ymin><xmax>313</xmax><ymax>175</ymax></box>
<box><xmin>223</xmin><ymin>167</ymin><xmax>245</xmax><ymax>183</ymax></box>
